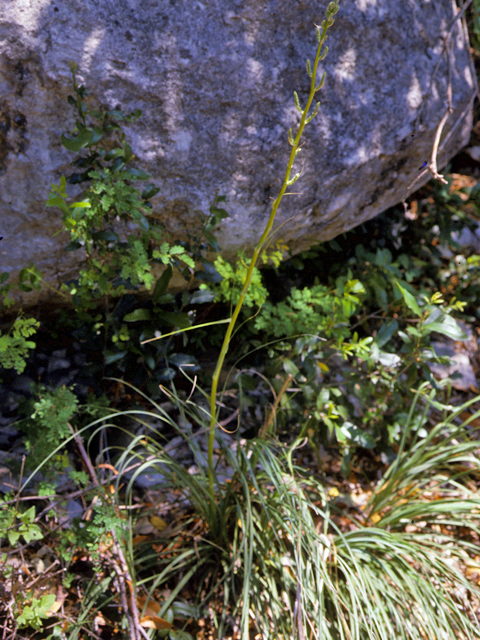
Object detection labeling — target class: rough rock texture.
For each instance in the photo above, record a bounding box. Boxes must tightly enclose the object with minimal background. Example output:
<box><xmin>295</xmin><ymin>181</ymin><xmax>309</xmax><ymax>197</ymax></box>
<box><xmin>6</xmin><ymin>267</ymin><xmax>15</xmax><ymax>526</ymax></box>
<box><xmin>0</xmin><ymin>0</ymin><xmax>476</xmax><ymax>304</ymax></box>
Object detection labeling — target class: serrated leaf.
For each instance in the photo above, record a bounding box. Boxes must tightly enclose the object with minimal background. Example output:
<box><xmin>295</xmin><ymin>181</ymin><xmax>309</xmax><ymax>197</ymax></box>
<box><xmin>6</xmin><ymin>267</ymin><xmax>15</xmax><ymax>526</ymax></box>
<box><xmin>287</xmin><ymin>172</ymin><xmax>300</xmax><ymax>186</ymax></box>
<box><xmin>168</xmin><ymin>245</ymin><xmax>187</xmax><ymax>255</ymax></box>
<box><xmin>305</xmin><ymin>101</ymin><xmax>320</xmax><ymax>124</ymax></box>
<box><xmin>293</xmin><ymin>91</ymin><xmax>303</xmax><ymax>114</ymax></box>
<box><xmin>315</xmin><ymin>71</ymin><xmax>326</xmax><ymax>91</ymax></box>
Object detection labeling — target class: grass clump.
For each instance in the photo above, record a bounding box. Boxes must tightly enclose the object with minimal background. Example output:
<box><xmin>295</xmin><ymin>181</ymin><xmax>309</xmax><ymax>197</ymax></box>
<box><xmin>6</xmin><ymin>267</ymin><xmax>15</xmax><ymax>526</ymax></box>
<box><xmin>45</xmin><ymin>380</ymin><xmax>479</xmax><ymax>639</ymax></box>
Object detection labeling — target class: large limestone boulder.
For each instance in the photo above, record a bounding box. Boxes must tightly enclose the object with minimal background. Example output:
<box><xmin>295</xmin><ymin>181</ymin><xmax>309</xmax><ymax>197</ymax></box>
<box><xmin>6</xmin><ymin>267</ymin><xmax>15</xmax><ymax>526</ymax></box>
<box><xmin>0</xmin><ymin>0</ymin><xmax>475</xmax><ymax>304</ymax></box>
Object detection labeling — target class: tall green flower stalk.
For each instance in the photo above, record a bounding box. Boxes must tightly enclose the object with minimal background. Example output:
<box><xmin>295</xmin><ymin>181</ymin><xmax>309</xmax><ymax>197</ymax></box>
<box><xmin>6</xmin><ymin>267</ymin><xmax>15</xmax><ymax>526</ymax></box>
<box><xmin>207</xmin><ymin>0</ymin><xmax>340</xmax><ymax>494</ymax></box>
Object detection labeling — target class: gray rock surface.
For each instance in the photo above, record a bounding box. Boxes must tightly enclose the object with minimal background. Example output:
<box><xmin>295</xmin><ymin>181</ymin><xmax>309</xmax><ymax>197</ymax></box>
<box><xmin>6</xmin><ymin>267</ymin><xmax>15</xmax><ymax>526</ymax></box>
<box><xmin>0</xmin><ymin>0</ymin><xmax>476</xmax><ymax>305</ymax></box>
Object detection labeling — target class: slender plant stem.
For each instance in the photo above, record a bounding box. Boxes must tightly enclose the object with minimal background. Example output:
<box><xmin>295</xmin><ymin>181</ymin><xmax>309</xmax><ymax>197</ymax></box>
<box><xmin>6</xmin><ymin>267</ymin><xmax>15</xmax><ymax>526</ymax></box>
<box><xmin>207</xmin><ymin>2</ymin><xmax>340</xmax><ymax>496</ymax></box>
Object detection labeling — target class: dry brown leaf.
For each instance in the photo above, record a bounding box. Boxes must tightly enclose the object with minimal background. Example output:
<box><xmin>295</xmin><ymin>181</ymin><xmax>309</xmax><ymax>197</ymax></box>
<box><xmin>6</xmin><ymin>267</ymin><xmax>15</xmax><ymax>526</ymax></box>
<box><xmin>137</xmin><ymin>595</ymin><xmax>173</xmax><ymax>630</ymax></box>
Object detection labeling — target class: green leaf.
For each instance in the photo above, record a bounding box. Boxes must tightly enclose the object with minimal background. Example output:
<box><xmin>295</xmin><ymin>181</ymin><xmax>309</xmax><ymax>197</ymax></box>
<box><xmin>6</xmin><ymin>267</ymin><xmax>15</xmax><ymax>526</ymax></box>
<box><xmin>395</xmin><ymin>282</ymin><xmax>422</xmax><ymax>316</ymax></box>
<box><xmin>124</xmin><ymin>168</ymin><xmax>150</xmax><ymax>180</ymax></box>
<box><xmin>374</xmin><ymin>320</ymin><xmax>399</xmax><ymax>348</ymax></box>
<box><xmin>374</xmin><ymin>248</ymin><xmax>392</xmax><ymax>267</ymax></box>
<box><xmin>423</xmin><ymin>315</ymin><xmax>468</xmax><ymax>341</ymax></box>
<box><xmin>107</xmin><ymin>109</ymin><xmax>126</xmax><ymax>119</ymax></box>
<box><xmin>141</xmin><ymin>184</ymin><xmax>161</xmax><ymax>200</ymax></box>
<box><xmin>204</xmin><ymin>231</ymin><xmax>219</xmax><ymax>252</ymax></box>
<box><xmin>189</xmin><ymin>289</ymin><xmax>216</xmax><ymax>304</ymax></box>
<box><xmin>91</xmin><ymin>230</ymin><xmax>119</xmax><ymax>243</ymax></box>
<box><xmin>19</xmin><ymin>506</ymin><xmax>36</xmax><ymax>524</ymax></box>
<box><xmin>371</xmin><ymin>279</ymin><xmax>388</xmax><ymax>308</ymax></box>
<box><xmin>123</xmin><ymin>308</ymin><xmax>153</xmax><ymax>322</ymax></box>
<box><xmin>293</xmin><ymin>91</ymin><xmax>303</xmax><ymax>114</ymax></box>
<box><xmin>21</xmin><ymin>523</ymin><xmax>43</xmax><ymax>543</ymax></box>
<box><xmin>111</xmin><ymin>157</ymin><xmax>125</xmax><ymax>173</ymax></box>
<box><xmin>104</xmin><ymin>350</ymin><xmax>128</xmax><ymax>365</ymax></box>
<box><xmin>90</xmin><ymin>126</ymin><xmax>104</xmax><ymax>144</ymax></box>
<box><xmin>376</xmin><ymin>351</ymin><xmax>401</xmax><ymax>367</ymax></box>
<box><xmin>169</xmin><ymin>353</ymin><xmax>198</xmax><ymax>369</ymax></box>
<box><xmin>153</xmin><ymin>266</ymin><xmax>173</xmax><ymax>304</ymax></box>
<box><xmin>104</xmin><ymin>148</ymin><xmax>125</xmax><ymax>161</ymax></box>
<box><xmin>283</xmin><ymin>358</ymin><xmax>300</xmax><ymax>377</ymax></box>
<box><xmin>170</xmin><ymin>630</ymin><xmax>195</xmax><ymax>640</ymax></box>
<box><xmin>70</xmin><ymin>200</ymin><xmax>91</xmax><ymax>208</ymax></box>
<box><xmin>209</xmin><ymin>205</ymin><xmax>229</xmax><ymax>221</ymax></box>
<box><xmin>340</xmin><ymin>423</ymin><xmax>375</xmax><ymax>448</ymax></box>
<box><xmin>61</xmin><ymin>129</ymin><xmax>93</xmax><ymax>151</ymax></box>
<box><xmin>46</xmin><ymin>195</ymin><xmax>66</xmax><ymax>208</ymax></box>
<box><xmin>123</xmin><ymin>141</ymin><xmax>133</xmax><ymax>162</ymax></box>
<box><xmin>39</xmin><ymin>593</ymin><xmax>56</xmax><ymax>613</ymax></box>
<box><xmin>158</xmin><ymin>311</ymin><xmax>191</xmax><ymax>329</ymax></box>
<box><xmin>137</xmin><ymin>214</ymin><xmax>149</xmax><ymax>232</ymax></box>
